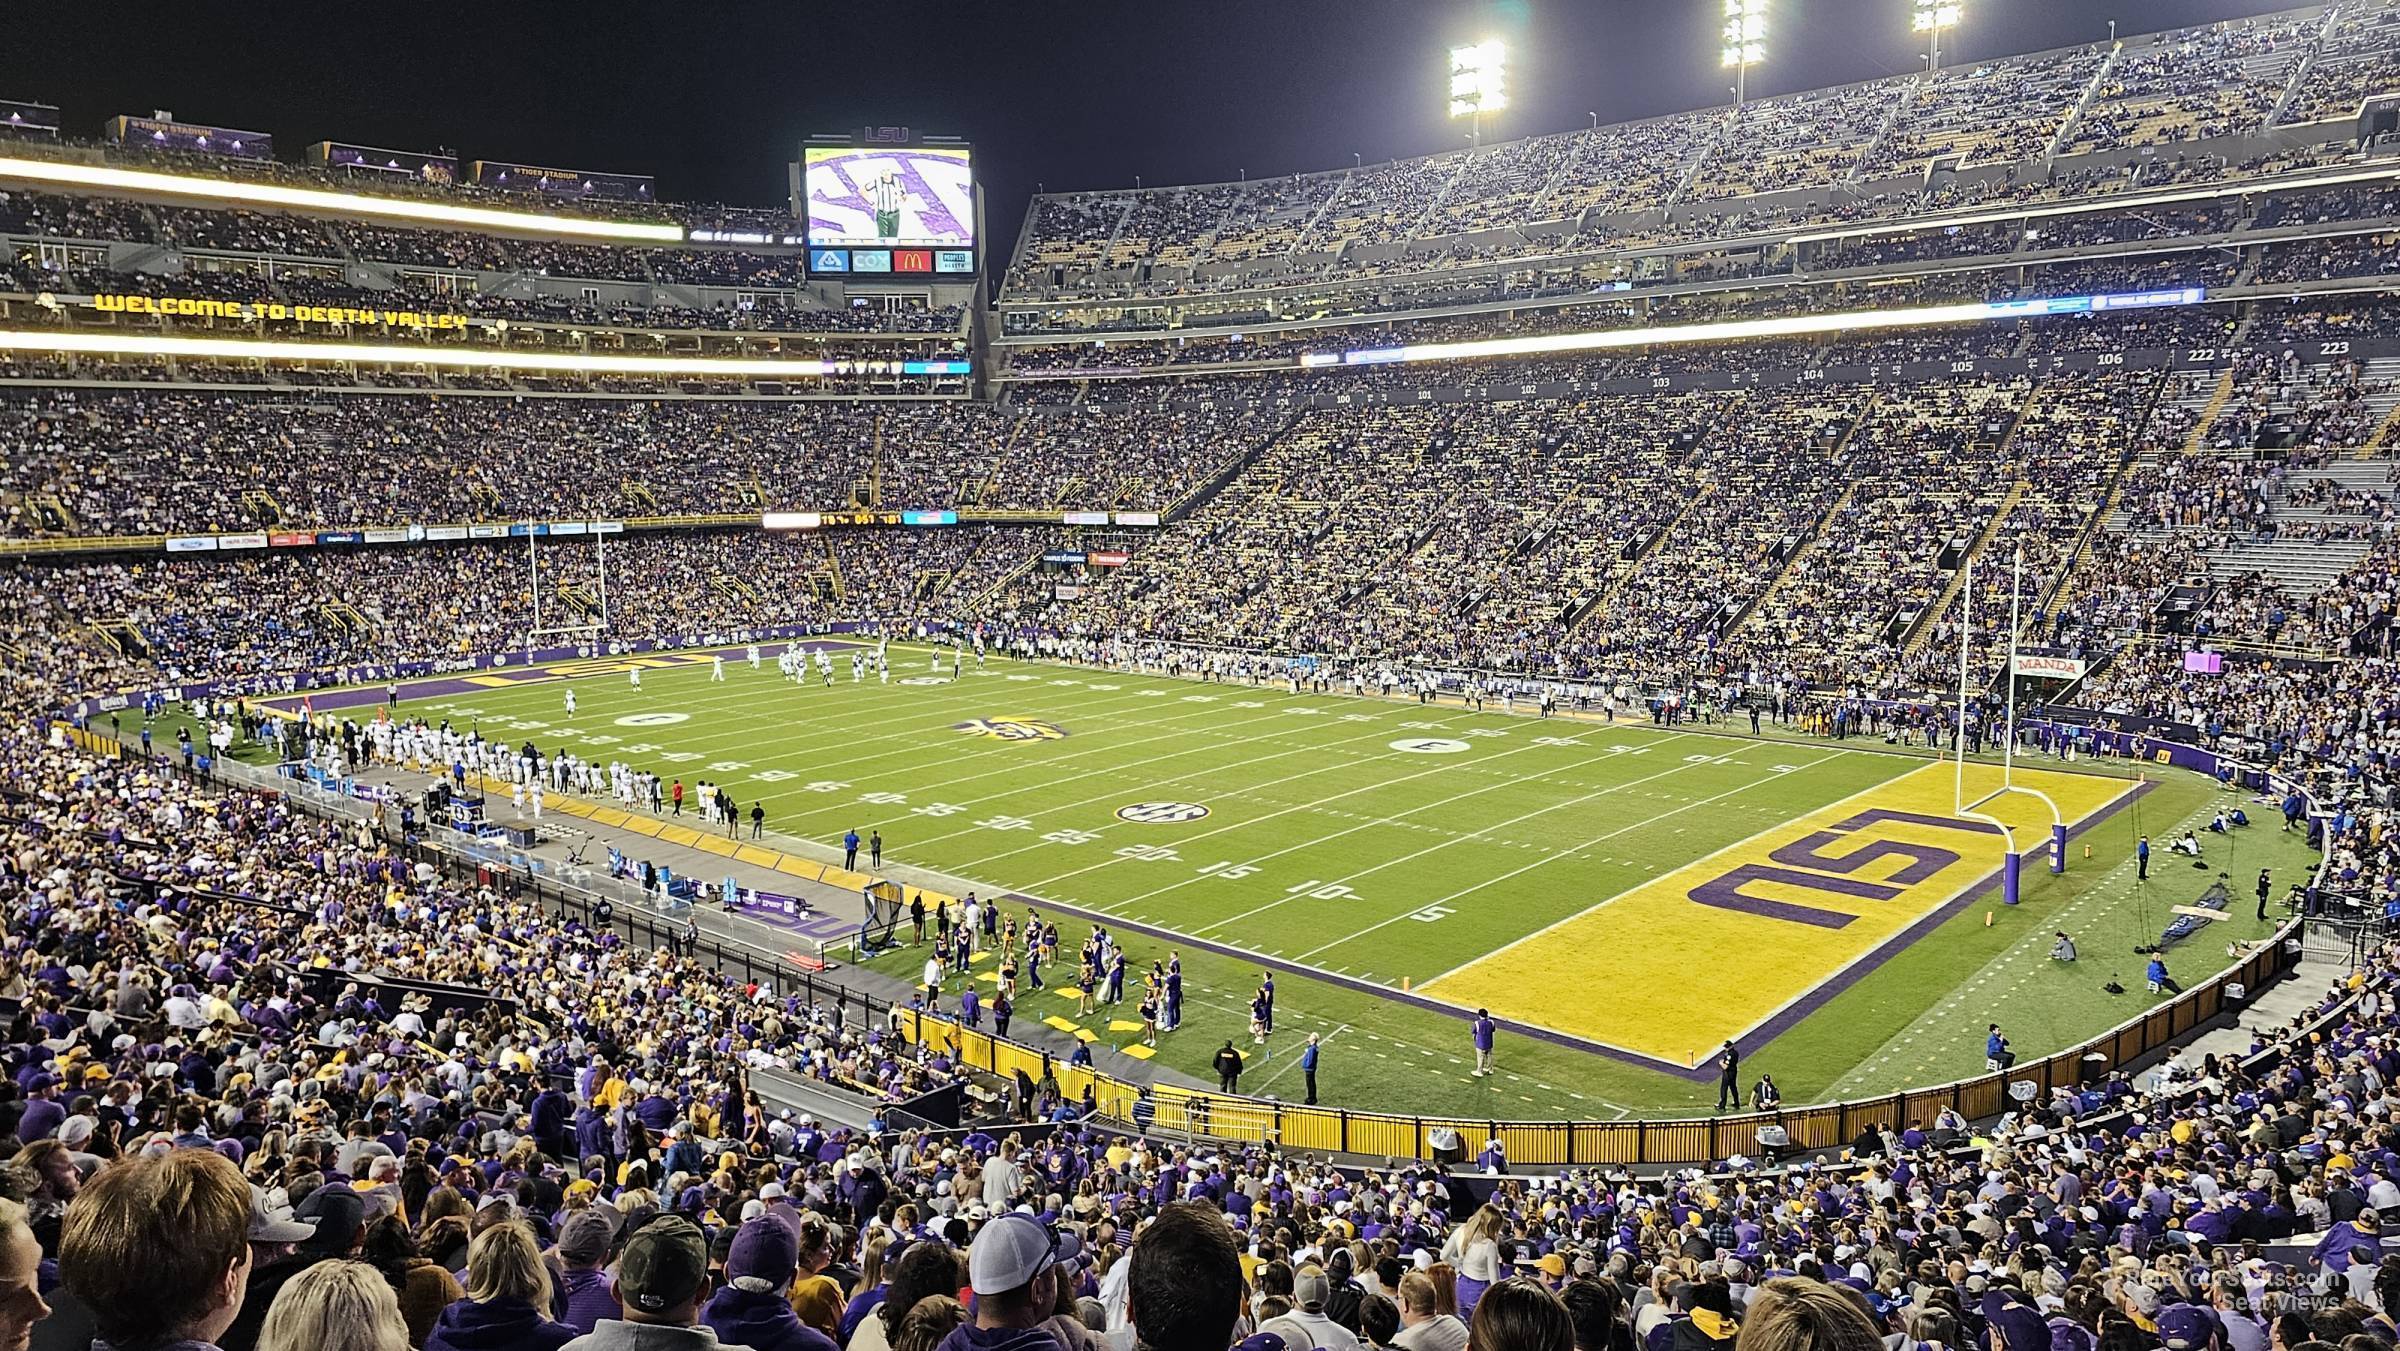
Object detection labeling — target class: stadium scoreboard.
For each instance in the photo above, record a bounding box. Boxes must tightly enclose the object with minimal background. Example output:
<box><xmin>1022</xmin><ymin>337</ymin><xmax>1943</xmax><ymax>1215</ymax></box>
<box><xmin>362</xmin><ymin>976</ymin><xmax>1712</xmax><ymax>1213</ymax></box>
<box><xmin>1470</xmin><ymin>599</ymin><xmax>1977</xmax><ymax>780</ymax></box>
<box><xmin>794</xmin><ymin>139</ymin><xmax>978</xmax><ymax>280</ymax></box>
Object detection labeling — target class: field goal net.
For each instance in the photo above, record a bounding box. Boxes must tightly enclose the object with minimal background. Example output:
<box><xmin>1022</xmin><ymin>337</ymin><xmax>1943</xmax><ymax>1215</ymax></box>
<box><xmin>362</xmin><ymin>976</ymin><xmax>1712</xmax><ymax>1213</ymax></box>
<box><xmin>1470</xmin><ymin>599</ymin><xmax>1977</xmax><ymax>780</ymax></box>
<box><xmin>857</xmin><ymin>880</ymin><xmax>908</xmax><ymax>958</ymax></box>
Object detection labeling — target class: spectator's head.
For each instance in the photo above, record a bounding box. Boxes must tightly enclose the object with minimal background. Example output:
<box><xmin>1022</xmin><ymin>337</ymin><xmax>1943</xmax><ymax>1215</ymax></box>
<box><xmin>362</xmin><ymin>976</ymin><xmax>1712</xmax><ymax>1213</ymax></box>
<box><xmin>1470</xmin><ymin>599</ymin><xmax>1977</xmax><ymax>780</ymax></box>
<box><xmin>1295</xmin><ymin>1265</ymin><xmax>1332</xmax><ymax>1313</ymax></box>
<box><xmin>1562</xmin><ymin>1277</ymin><xmax>1630</xmax><ymax>1351</ymax></box>
<box><xmin>1361</xmin><ymin>1293</ymin><xmax>1402</xmax><ymax>1348</ymax></box>
<box><xmin>614</xmin><ymin>1215</ymin><xmax>712</xmax><ymax>1326</ymax></box>
<box><xmin>63</xmin><ymin>1149</ymin><xmax>253</xmax><ymax>1351</ymax></box>
<box><xmin>1469</xmin><ymin>1277</ymin><xmax>1574</xmax><ymax>1351</ymax></box>
<box><xmin>0</xmin><ymin>1197</ymin><xmax>49</xmax><ymax>1351</ymax></box>
<box><xmin>895</xmin><ymin>1294</ymin><xmax>967</xmax><ymax>1351</ymax></box>
<box><xmin>465</xmin><ymin>1219</ymin><xmax>554</xmax><ymax>1309</ymax></box>
<box><xmin>1129</xmin><ymin>1202</ymin><xmax>1245</xmax><ymax>1351</ymax></box>
<box><xmin>294</xmin><ymin>1183</ymin><xmax>367</xmax><ymax>1256</ymax></box>
<box><xmin>557</xmin><ymin>1209</ymin><xmax>616</xmax><ymax>1271</ymax></box>
<box><xmin>256</xmin><ymin>1260</ymin><xmax>408</xmax><ymax>1351</ymax></box>
<box><xmin>1736</xmin><ymin>1279</ymin><xmax>1880</xmax><ymax>1351</ymax></box>
<box><xmin>727</xmin><ymin>1216</ymin><xmax>801</xmax><ymax>1292</ymax></box>
<box><xmin>969</xmin><ymin>1213</ymin><xmax>1061</xmax><ymax>1327</ymax></box>
<box><xmin>882</xmin><ymin>1239</ymin><xmax>967</xmax><ymax>1341</ymax></box>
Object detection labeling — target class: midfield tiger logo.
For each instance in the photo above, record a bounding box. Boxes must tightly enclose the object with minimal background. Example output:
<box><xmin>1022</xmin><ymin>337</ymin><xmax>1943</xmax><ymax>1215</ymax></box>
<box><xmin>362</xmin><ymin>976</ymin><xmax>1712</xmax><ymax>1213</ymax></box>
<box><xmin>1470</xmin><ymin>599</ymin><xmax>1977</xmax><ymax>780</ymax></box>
<box><xmin>952</xmin><ymin>717</ymin><xmax>1069</xmax><ymax>742</ymax></box>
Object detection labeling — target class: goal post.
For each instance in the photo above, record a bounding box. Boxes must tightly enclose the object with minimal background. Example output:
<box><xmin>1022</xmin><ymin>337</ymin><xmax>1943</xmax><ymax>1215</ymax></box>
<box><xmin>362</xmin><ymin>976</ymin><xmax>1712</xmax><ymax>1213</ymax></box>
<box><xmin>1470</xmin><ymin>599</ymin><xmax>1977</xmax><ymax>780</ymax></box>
<box><xmin>1956</xmin><ymin>545</ymin><xmax>2067</xmax><ymax>903</ymax></box>
<box><xmin>526</xmin><ymin>528</ymin><xmax>610</xmax><ymax>644</ymax></box>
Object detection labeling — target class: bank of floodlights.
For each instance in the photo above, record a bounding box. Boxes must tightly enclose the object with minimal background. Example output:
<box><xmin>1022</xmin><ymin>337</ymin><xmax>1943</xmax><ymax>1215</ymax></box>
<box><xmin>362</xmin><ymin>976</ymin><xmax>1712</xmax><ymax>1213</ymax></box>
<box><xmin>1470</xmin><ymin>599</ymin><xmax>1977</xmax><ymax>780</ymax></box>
<box><xmin>1914</xmin><ymin>1</ymin><xmax>1963</xmax><ymax>70</ymax></box>
<box><xmin>1721</xmin><ymin>0</ymin><xmax>1768</xmax><ymax>104</ymax></box>
<box><xmin>1449</xmin><ymin>40</ymin><xmax>1507</xmax><ymax>146</ymax></box>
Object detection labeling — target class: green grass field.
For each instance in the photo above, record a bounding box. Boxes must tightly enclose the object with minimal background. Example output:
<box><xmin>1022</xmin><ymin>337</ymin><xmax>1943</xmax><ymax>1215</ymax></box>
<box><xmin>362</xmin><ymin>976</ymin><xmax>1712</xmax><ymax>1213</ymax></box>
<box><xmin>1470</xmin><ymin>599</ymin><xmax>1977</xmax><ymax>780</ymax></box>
<box><xmin>217</xmin><ymin>642</ymin><xmax>2317</xmax><ymax>1121</ymax></box>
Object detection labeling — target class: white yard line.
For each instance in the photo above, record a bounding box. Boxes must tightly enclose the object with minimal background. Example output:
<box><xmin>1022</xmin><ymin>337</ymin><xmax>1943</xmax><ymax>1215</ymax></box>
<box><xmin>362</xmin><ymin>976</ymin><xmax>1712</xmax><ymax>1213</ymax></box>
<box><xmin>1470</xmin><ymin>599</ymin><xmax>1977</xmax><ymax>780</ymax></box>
<box><xmin>1294</xmin><ymin>748</ymin><xmax>1858</xmax><ymax>963</ymax></box>
<box><xmin>1185</xmin><ymin>737</ymin><xmax>1755</xmax><ymax>937</ymax></box>
<box><xmin>1413</xmin><ymin>747</ymin><xmax>1914</xmax><ymax>988</ymax></box>
<box><xmin>1000</xmin><ymin>732</ymin><xmax>1700</xmax><ymax>893</ymax></box>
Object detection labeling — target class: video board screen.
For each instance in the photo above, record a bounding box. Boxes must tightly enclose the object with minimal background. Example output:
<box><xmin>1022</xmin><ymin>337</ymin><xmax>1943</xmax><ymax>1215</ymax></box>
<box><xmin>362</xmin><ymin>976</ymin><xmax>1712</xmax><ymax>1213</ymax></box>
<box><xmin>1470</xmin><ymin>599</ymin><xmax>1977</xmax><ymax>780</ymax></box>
<box><xmin>803</xmin><ymin>146</ymin><xmax>974</xmax><ymax>250</ymax></box>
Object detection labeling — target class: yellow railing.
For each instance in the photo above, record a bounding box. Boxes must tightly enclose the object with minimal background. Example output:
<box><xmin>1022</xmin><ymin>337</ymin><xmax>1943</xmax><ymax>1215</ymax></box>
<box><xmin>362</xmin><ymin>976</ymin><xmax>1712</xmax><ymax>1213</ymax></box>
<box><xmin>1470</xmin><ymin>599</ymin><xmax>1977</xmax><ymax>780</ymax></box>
<box><xmin>896</xmin><ymin>924</ymin><xmax>2297</xmax><ymax>1165</ymax></box>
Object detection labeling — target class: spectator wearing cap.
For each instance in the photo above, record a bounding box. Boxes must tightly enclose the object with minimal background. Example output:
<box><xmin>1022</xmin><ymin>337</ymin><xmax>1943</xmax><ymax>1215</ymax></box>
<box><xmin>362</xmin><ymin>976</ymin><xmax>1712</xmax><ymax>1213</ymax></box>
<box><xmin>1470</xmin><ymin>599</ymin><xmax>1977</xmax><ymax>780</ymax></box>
<box><xmin>1260</xmin><ymin>1265</ymin><xmax>1366</xmax><ymax>1350</ymax></box>
<box><xmin>17</xmin><ymin>1076</ymin><xmax>61</xmax><ymax>1144</ymax></box>
<box><xmin>1393</xmin><ymin>1271</ymin><xmax>1467</xmax><ymax>1351</ymax></box>
<box><xmin>62</xmin><ymin>1149</ymin><xmax>253</xmax><ymax>1351</ymax></box>
<box><xmin>2117</xmin><ymin>1279</ymin><xmax>2162</xmax><ymax>1340</ymax></box>
<box><xmin>1322</xmin><ymin>1249</ymin><xmax>1367</xmax><ymax>1332</ymax></box>
<box><xmin>224</xmin><ymin>1182</ymin><xmax>368</xmax><ymax>1351</ymax></box>
<box><xmin>1125</xmin><ymin>1203</ymin><xmax>1245</xmax><ymax>1351</ymax></box>
<box><xmin>559</xmin><ymin>1216</ymin><xmax>719</xmax><ymax>1351</ymax></box>
<box><xmin>701</xmin><ymin>1217</ymin><xmax>833</xmax><ymax>1351</ymax></box>
<box><xmin>938</xmin><ymin>1212</ymin><xmax>1067</xmax><ymax>1351</ymax></box>
<box><xmin>427</xmin><ymin>1219</ymin><xmax>579</xmax><ymax>1351</ymax></box>
<box><xmin>2158</xmin><ymin>1304</ymin><xmax>2224</xmax><ymax>1351</ymax></box>
<box><xmin>552</xmin><ymin>1210</ymin><xmax>621</xmax><ymax>1334</ymax></box>
<box><xmin>2313</xmin><ymin>1208</ymin><xmax>2382</xmax><ymax>1271</ymax></box>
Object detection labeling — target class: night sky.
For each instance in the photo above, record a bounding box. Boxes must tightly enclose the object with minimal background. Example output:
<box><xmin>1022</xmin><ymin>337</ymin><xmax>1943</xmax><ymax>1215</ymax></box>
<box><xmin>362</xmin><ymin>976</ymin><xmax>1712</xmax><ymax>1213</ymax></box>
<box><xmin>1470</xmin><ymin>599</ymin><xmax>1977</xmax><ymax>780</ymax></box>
<box><xmin>0</xmin><ymin>0</ymin><xmax>2301</xmax><ymax>253</ymax></box>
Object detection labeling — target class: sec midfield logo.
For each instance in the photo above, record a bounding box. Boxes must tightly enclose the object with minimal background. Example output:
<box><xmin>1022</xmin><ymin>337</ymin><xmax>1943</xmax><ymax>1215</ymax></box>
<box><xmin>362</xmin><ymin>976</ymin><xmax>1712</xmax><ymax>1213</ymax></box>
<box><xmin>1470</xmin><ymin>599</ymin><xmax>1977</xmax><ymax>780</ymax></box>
<box><xmin>615</xmin><ymin>712</ymin><xmax>690</xmax><ymax>727</ymax></box>
<box><xmin>953</xmin><ymin>717</ymin><xmax>1069</xmax><ymax>743</ymax></box>
<box><xmin>1116</xmin><ymin>801</ymin><xmax>1211</xmax><ymax>824</ymax></box>
<box><xmin>1389</xmin><ymin>737</ymin><xmax>1471</xmax><ymax>754</ymax></box>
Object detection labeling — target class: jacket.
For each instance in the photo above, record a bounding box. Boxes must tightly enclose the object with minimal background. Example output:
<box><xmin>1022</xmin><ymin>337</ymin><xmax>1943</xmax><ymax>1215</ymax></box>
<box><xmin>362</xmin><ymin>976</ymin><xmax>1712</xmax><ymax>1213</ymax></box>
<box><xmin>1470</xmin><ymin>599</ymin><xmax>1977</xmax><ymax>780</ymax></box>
<box><xmin>556</xmin><ymin>1267</ymin><xmax>621</xmax><ymax>1334</ymax></box>
<box><xmin>700</xmin><ymin>1287</ymin><xmax>837</xmax><ymax>1351</ymax></box>
<box><xmin>932</xmin><ymin>1323</ymin><xmax>1069</xmax><ymax>1351</ymax></box>
<box><xmin>428</xmin><ymin>1296</ymin><xmax>581</xmax><ymax>1351</ymax></box>
<box><xmin>560</xmin><ymin>1321</ymin><xmax>753</xmax><ymax>1351</ymax></box>
<box><xmin>1671</xmin><ymin>1312</ymin><xmax>1739</xmax><ymax>1351</ymax></box>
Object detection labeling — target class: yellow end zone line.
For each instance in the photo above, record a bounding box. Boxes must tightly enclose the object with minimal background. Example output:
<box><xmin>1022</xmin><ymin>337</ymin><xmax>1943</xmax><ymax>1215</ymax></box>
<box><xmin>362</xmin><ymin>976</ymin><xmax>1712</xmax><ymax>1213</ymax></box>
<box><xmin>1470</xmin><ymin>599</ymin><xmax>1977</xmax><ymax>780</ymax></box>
<box><xmin>1417</xmin><ymin>759</ymin><xmax>2139</xmax><ymax>1053</ymax></box>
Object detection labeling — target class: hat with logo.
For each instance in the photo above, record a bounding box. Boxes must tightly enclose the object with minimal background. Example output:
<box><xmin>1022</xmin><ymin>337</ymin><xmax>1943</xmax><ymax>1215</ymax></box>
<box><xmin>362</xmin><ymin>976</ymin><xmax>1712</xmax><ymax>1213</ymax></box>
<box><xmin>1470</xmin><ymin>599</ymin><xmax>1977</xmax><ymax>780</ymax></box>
<box><xmin>617</xmin><ymin>1215</ymin><xmax>710</xmax><ymax>1314</ymax></box>
<box><xmin>2158</xmin><ymin>1306</ymin><xmax>2220</xmax><ymax>1351</ymax></box>
<box><xmin>968</xmin><ymin>1212</ymin><xmax>1060</xmax><ymax>1296</ymax></box>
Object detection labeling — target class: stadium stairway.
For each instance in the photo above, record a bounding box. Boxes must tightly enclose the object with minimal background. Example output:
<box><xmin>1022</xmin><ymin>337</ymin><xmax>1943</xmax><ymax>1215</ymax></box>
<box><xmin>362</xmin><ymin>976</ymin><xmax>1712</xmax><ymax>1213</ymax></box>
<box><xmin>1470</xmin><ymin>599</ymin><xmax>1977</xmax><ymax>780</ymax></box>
<box><xmin>2044</xmin><ymin>43</ymin><xmax>2124</xmax><ymax>162</ymax></box>
<box><xmin>2181</xmin><ymin>369</ymin><xmax>2241</xmax><ymax>455</ymax></box>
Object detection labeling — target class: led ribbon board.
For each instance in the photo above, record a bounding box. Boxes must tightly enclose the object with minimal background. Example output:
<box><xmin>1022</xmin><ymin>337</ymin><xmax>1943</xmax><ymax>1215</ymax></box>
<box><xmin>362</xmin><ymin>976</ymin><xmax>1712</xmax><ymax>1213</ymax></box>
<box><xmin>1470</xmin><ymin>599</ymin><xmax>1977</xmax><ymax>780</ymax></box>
<box><xmin>0</xmin><ymin>156</ymin><xmax>683</xmax><ymax>242</ymax></box>
<box><xmin>1307</xmin><ymin>288</ymin><xmax>2207</xmax><ymax>369</ymax></box>
<box><xmin>0</xmin><ymin>330</ymin><xmax>968</xmax><ymax>377</ymax></box>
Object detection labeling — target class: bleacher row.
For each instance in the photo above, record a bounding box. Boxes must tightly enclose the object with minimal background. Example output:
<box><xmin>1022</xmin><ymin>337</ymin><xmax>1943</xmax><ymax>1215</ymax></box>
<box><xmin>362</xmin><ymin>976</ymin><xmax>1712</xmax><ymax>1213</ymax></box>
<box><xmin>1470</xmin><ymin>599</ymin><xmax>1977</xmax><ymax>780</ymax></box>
<box><xmin>1001</xmin><ymin>0</ymin><xmax>2400</xmax><ymax>309</ymax></box>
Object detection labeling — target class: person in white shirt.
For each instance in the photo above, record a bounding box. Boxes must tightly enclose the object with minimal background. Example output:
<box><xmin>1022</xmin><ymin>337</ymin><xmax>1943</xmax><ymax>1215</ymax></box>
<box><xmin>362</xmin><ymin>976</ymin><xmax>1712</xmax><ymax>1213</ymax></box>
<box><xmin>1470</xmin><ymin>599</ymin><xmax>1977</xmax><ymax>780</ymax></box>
<box><xmin>1262</xmin><ymin>1266</ymin><xmax>1365</xmax><ymax>1350</ymax></box>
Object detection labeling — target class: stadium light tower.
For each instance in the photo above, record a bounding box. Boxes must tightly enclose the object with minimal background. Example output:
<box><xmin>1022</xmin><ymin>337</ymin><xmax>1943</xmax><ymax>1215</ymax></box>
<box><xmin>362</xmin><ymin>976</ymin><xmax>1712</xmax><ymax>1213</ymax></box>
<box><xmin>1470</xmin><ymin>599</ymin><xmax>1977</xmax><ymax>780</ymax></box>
<box><xmin>1449</xmin><ymin>40</ymin><xmax>1507</xmax><ymax>147</ymax></box>
<box><xmin>1721</xmin><ymin>0</ymin><xmax>1768</xmax><ymax>106</ymax></box>
<box><xmin>1914</xmin><ymin>0</ymin><xmax>1962</xmax><ymax>71</ymax></box>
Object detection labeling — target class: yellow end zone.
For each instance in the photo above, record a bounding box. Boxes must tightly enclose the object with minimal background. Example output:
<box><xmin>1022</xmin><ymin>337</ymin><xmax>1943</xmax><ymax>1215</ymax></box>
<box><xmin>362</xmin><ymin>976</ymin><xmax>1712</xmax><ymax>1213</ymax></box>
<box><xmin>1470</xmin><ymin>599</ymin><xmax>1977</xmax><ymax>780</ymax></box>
<box><xmin>1419</xmin><ymin>760</ymin><xmax>2133</xmax><ymax>1065</ymax></box>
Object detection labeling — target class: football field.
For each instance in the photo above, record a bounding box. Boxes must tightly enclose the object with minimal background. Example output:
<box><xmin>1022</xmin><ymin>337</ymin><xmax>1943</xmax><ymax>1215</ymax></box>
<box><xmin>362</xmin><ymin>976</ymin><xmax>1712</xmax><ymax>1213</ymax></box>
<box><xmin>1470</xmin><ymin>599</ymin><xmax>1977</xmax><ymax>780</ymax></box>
<box><xmin>315</xmin><ymin>640</ymin><xmax>2309</xmax><ymax>1120</ymax></box>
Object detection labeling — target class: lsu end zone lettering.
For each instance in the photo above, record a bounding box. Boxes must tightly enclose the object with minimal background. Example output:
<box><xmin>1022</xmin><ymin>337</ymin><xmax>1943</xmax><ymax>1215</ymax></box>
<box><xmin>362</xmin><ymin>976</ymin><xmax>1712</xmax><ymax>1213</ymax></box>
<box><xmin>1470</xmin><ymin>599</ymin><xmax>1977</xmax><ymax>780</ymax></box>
<box><xmin>1421</xmin><ymin>761</ymin><xmax>2132</xmax><ymax>1064</ymax></box>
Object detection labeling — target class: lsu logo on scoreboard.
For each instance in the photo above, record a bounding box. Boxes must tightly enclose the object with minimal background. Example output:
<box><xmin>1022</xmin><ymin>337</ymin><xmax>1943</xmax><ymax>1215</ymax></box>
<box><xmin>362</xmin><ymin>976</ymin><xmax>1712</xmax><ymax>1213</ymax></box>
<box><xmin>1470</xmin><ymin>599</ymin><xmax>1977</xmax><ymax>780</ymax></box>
<box><xmin>953</xmin><ymin>717</ymin><xmax>1069</xmax><ymax>743</ymax></box>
